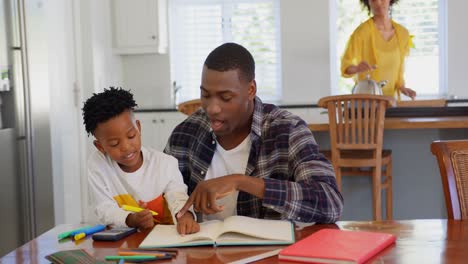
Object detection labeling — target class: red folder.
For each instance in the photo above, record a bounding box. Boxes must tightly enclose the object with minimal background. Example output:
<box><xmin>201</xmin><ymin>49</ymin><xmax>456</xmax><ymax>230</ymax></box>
<box><xmin>278</xmin><ymin>228</ymin><xmax>396</xmax><ymax>263</ymax></box>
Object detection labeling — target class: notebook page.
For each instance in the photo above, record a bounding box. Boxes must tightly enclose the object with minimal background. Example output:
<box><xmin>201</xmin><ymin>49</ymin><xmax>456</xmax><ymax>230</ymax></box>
<box><xmin>218</xmin><ymin>216</ymin><xmax>293</xmax><ymax>241</ymax></box>
<box><xmin>139</xmin><ymin>220</ymin><xmax>223</xmax><ymax>248</ymax></box>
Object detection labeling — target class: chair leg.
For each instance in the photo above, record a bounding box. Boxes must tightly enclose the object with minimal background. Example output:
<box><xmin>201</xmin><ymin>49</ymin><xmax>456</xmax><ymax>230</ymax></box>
<box><xmin>386</xmin><ymin>157</ymin><xmax>393</xmax><ymax>220</ymax></box>
<box><xmin>335</xmin><ymin>165</ymin><xmax>342</xmax><ymax>192</ymax></box>
<box><xmin>372</xmin><ymin>166</ymin><xmax>383</xmax><ymax>221</ymax></box>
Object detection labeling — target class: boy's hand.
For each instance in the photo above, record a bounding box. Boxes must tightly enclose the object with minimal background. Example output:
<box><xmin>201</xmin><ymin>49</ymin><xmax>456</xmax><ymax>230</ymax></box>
<box><xmin>125</xmin><ymin>210</ymin><xmax>155</xmax><ymax>230</ymax></box>
<box><xmin>138</xmin><ymin>200</ymin><xmax>148</xmax><ymax>208</ymax></box>
<box><xmin>176</xmin><ymin>212</ymin><xmax>199</xmax><ymax>236</ymax></box>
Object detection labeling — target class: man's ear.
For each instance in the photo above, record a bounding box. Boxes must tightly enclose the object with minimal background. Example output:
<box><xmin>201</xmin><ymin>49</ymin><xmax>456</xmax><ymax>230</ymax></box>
<box><xmin>248</xmin><ymin>80</ymin><xmax>257</xmax><ymax>100</ymax></box>
<box><xmin>93</xmin><ymin>140</ymin><xmax>106</xmax><ymax>154</ymax></box>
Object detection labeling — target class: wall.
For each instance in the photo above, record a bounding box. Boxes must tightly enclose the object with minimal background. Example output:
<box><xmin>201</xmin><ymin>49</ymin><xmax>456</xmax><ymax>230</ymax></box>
<box><xmin>280</xmin><ymin>0</ymin><xmax>331</xmax><ymax>104</ymax></box>
<box><xmin>47</xmin><ymin>0</ymin><xmax>82</xmax><ymax>226</ymax></box>
<box><xmin>122</xmin><ymin>54</ymin><xmax>172</xmax><ymax>108</ymax></box>
<box><xmin>447</xmin><ymin>1</ymin><xmax>468</xmax><ymax>98</ymax></box>
<box><xmin>90</xmin><ymin>0</ymin><xmax>124</xmax><ymax>91</ymax></box>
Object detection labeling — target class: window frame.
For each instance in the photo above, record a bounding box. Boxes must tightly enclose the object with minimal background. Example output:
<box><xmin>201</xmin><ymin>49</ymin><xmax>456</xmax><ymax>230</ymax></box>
<box><xmin>169</xmin><ymin>0</ymin><xmax>282</xmax><ymax>104</ymax></box>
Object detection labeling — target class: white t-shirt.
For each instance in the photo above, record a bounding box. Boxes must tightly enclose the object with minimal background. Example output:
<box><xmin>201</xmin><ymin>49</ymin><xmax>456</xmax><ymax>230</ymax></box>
<box><xmin>87</xmin><ymin>146</ymin><xmax>189</xmax><ymax>226</ymax></box>
<box><xmin>203</xmin><ymin>135</ymin><xmax>252</xmax><ymax>221</ymax></box>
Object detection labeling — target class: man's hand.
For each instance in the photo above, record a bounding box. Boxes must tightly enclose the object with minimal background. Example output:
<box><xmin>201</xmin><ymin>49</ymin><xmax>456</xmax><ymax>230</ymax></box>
<box><xmin>125</xmin><ymin>210</ymin><xmax>155</xmax><ymax>230</ymax></box>
<box><xmin>177</xmin><ymin>175</ymin><xmax>241</xmax><ymax>218</ymax></box>
<box><xmin>400</xmin><ymin>87</ymin><xmax>416</xmax><ymax>100</ymax></box>
<box><xmin>176</xmin><ymin>212</ymin><xmax>200</xmax><ymax>235</ymax></box>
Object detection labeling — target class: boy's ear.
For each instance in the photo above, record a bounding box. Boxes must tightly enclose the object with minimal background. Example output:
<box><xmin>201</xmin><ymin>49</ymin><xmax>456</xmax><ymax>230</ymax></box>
<box><xmin>136</xmin><ymin>120</ymin><xmax>141</xmax><ymax>134</ymax></box>
<box><xmin>93</xmin><ymin>140</ymin><xmax>106</xmax><ymax>154</ymax></box>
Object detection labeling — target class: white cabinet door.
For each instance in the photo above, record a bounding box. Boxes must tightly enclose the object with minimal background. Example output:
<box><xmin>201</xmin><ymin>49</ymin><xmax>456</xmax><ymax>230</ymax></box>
<box><xmin>112</xmin><ymin>0</ymin><xmax>167</xmax><ymax>54</ymax></box>
<box><xmin>136</xmin><ymin>112</ymin><xmax>186</xmax><ymax>151</ymax></box>
<box><xmin>136</xmin><ymin>113</ymin><xmax>160</xmax><ymax>150</ymax></box>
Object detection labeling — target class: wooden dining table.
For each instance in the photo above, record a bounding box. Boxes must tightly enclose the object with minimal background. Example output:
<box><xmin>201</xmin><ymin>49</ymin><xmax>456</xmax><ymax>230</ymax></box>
<box><xmin>2</xmin><ymin>219</ymin><xmax>468</xmax><ymax>263</ymax></box>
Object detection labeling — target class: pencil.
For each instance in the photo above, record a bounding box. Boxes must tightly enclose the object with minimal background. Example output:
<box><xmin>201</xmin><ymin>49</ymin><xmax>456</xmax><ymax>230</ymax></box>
<box><xmin>118</xmin><ymin>251</ymin><xmax>171</xmax><ymax>258</ymax></box>
<box><xmin>227</xmin><ymin>249</ymin><xmax>282</xmax><ymax>264</ymax></box>
<box><xmin>122</xmin><ymin>205</ymin><xmax>158</xmax><ymax>216</ymax></box>
<box><xmin>122</xmin><ymin>248</ymin><xmax>178</xmax><ymax>254</ymax></box>
<box><xmin>119</xmin><ymin>250</ymin><xmax>176</xmax><ymax>257</ymax></box>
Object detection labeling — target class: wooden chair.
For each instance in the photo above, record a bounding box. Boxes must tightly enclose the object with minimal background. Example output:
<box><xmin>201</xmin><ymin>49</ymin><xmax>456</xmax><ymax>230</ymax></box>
<box><xmin>318</xmin><ymin>94</ymin><xmax>396</xmax><ymax>221</ymax></box>
<box><xmin>177</xmin><ymin>99</ymin><xmax>202</xmax><ymax>116</ymax></box>
<box><xmin>431</xmin><ymin>140</ymin><xmax>468</xmax><ymax>220</ymax></box>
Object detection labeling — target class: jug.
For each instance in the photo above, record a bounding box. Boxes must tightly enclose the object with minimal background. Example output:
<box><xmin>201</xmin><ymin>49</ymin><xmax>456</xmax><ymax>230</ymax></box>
<box><xmin>352</xmin><ymin>74</ymin><xmax>387</xmax><ymax>95</ymax></box>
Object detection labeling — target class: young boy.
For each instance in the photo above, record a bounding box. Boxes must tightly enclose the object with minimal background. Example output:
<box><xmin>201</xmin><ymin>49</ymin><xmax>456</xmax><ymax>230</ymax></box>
<box><xmin>82</xmin><ymin>87</ymin><xmax>199</xmax><ymax>235</ymax></box>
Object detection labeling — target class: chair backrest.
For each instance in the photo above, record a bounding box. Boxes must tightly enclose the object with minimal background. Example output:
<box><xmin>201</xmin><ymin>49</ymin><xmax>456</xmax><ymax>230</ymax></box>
<box><xmin>177</xmin><ymin>99</ymin><xmax>202</xmax><ymax>116</ymax></box>
<box><xmin>318</xmin><ymin>94</ymin><xmax>396</xmax><ymax>152</ymax></box>
<box><xmin>431</xmin><ymin>140</ymin><xmax>468</xmax><ymax>220</ymax></box>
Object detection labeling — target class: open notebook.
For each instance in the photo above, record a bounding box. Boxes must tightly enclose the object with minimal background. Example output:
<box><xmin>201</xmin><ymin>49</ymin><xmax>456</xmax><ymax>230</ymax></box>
<box><xmin>139</xmin><ymin>215</ymin><xmax>295</xmax><ymax>248</ymax></box>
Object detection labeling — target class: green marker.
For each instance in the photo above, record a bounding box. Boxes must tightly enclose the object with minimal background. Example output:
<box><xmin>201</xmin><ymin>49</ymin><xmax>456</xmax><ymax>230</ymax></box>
<box><xmin>57</xmin><ymin>226</ymin><xmax>92</xmax><ymax>240</ymax></box>
<box><xmin>105</xmin><ymin>255</ymin><xmax>172</xmax><ymax>261</ymax></box>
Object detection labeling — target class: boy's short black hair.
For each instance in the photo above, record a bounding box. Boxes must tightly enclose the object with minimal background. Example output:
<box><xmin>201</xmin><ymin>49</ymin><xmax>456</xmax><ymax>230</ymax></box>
<box><xmin>82</xmin><ymin>87</ymin><xmax>137</xmax><ymax>135</ymax></box>
<box><xmin>204</xmin><ymin>42</ymin><xmax>255</xmax><ymax>83</ymax></box>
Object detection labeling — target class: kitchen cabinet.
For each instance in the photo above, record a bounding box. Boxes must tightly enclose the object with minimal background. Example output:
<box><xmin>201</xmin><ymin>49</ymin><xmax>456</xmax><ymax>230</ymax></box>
<box><xmin>111</xmin><ymin>0</ymin><xmax>168</xmax><ymax>54</ymax></box>
<box><xmin>136</xmin><ymin>112</ymin><xmax>186</xmax><ymax>151</ymax></box>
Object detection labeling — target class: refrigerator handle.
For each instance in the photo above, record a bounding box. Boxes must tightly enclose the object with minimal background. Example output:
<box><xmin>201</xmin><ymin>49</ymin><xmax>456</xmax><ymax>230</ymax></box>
<box><xmin>12</xmin><ymin>49</ymin><xmax>26</xmax><ymax>138</ymax></box>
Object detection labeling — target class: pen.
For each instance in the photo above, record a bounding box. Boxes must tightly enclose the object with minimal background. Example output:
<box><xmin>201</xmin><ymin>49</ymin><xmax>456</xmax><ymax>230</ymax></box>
<box><xmin>57</xmin><ymin>226</ymin><xmax>92</xmax><ymax>240</ymax></box>
<box><xmin>122</xmin><ymin>205</ymin><xmax>158</xmax><ymax>216</ymax></box>
<box><xmin>71</xmin><ymin>224</ymin><xmax>106</xmax><ymax>240</ymax></box>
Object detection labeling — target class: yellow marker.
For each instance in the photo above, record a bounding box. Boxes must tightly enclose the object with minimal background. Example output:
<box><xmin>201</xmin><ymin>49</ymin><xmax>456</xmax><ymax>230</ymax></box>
<box><xmin>74</xmin><ymin>233</ymin><xmax>86</xmax><ymax>241</ymax></box>
<box><xmin>122</xmin><ymin>205</ymin><xmax>158</xmax><ymax>216</ymax></box>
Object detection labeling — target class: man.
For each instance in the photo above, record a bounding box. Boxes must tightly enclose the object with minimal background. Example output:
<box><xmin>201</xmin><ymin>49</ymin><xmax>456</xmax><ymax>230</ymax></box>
<box><xmin>165</xmin><ymin>43</ymin><xmax>343</xmax><ymax>223</ymax></box>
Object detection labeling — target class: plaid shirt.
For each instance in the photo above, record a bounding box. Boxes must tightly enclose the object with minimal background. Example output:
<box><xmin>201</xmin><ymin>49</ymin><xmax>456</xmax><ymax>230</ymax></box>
<box><xmin>164</xmin><ymin>97</ymin><xmax>343</xmax><ymax>223</ymax></box>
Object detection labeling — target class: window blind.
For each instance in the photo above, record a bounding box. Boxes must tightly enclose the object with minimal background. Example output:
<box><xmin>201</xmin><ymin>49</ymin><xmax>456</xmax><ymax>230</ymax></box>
<box><xmin>393</xmin><ymin>0</ymin><xmax>443</xmax><ymax>96</ymax></box>
<box><xmin>170</xmin><ymin>0</ymin><xmax>281</xmax><ymax>104</ymax></box>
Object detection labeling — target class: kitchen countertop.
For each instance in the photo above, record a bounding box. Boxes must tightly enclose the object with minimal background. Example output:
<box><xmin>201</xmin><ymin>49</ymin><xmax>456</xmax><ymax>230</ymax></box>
<box><xmin>135</xmin><ymin>98</ymin><xmax>468</xmax><ymax>113</ymax></box>
<box><xmin>309</xmin><ymin>116</ymin><xmax>468</xmax><ymax>132</ymax></box>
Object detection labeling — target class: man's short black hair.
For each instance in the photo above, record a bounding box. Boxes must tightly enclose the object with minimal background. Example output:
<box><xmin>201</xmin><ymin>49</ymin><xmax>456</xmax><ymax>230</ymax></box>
<box><xmin>204</xmin><ymin>42</ymin><xmax>255</xmax><ymax>83</ymax></box>
<box><xmin>82</xmin><ymin>87</ymin><xmax>137</xmax><ymax>135</ymax></box>
<box><xmin>360</xmin><ymin>0</ymin><xmax>400</xmax><ymax>15</ymax></box>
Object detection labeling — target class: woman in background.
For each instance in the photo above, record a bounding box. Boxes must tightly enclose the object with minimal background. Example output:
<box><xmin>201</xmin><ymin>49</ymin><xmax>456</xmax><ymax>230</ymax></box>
<box><xmin>341</xmin><ymin>0</ymin><xmax>416</xmax><ymax>100</ymax></box>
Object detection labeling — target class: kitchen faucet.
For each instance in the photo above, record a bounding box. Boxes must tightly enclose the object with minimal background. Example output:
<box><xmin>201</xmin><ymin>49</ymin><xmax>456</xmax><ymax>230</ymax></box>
<box><xmin>172</xmin><ymin>81</ymin><xmax>182</xmax><ymax>107</ymax></box>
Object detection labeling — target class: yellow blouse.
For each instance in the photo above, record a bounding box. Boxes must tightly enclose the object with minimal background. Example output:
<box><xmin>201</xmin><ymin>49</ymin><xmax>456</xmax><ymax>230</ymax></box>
<box><xmin>341</xmin><ymin>18</ymin><xmax>411</xmax><ymax>99</ymax></box>
<box><xmin>375</xmin><ymin>31</ymin><xmax>400</xmax><ymax>97</ymax></box>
